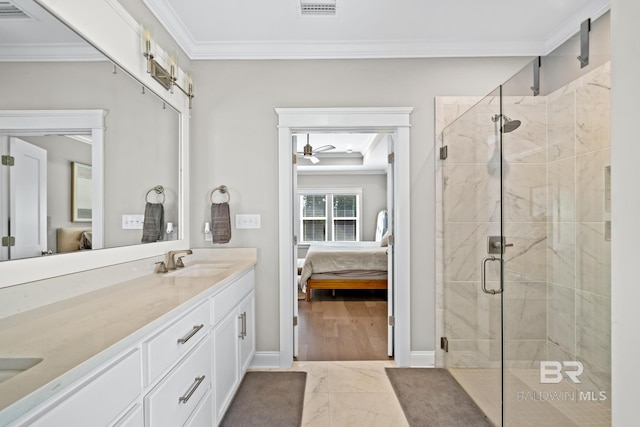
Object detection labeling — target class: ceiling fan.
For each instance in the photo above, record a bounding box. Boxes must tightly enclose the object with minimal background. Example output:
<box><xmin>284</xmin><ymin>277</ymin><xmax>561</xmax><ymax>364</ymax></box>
<box><xmin>297</xmin><ymin>134</ymin><xmax>335</xmax><ymax>164</ymax></box>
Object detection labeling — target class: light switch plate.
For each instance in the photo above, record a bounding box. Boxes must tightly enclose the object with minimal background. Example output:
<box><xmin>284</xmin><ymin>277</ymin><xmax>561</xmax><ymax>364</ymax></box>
<box><xmin>122</xmin><ymin>214</ymin><xmax>144</xmax><ymax>229</ymax></box>
<box><xmin>236</xmin><ymin>214</ymin><xmax>261</xmax><ymax>229</ymax></box>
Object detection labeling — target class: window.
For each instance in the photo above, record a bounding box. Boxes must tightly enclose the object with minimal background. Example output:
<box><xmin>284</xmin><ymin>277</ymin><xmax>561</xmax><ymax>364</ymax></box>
<box><xmin>299</xmin><ymin>189</ymin><xmax>361</xmax><ymax>242</ymax></box>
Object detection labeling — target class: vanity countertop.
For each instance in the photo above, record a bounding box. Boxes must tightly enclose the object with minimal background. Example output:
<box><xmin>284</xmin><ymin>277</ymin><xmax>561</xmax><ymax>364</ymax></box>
<box><xmin>0</xmin><ymin>248</ymin><xmax>257</xmax><ymax>424</ymax></box>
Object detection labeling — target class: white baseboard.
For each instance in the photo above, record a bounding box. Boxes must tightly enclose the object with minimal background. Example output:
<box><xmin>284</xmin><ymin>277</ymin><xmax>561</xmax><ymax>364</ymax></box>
<box><xmin>249</xmin><ymin>351</ymin><xmax>281</xmax><ymax>369</ymax></box>
<box><xmin>410</xmin><ymin>351</ymin><xmax>435</xmax><ymax>367</ymax></box>
<box><xmin>250</xmin><ymin>350</ymin><xmax>434</xmax><ymax>369</ymax></box>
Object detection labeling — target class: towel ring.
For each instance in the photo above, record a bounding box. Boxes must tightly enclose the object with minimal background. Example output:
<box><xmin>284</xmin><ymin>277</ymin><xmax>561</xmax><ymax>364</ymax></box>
<box><xmin>211</xmin><ymin>185</ymin><xmax>230</xmax><ymax>203</ymax></box>
<box><xmin>146</xmin><ymin>185</ymin><xmax>165</xmax><ymax>204</ymax></box>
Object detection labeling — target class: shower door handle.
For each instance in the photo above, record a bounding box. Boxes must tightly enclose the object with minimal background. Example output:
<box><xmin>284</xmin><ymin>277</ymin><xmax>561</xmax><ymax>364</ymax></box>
<box><xmin>481</xmin><ymin>256</ymin><xmax>503</xmax><ymax>295</ymax></box>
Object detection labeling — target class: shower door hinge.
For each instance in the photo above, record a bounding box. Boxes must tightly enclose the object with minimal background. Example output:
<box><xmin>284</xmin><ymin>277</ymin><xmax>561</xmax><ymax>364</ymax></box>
<box><xmin>2</xmin><ymin>236</ymin><xmax>15</xmax><ymax>247</ymax></box>
<box><xmin>439</xmin><ymin>146</ymin><xmax>448</xmax><ymax>160</ymax></box>
<box><xmin>388</xmin><ymin>316</ymin><xmax>395</xmax><ymax>326</ymax></box>
<box><xmin>531</xmin><ymin>56</ymin><xmax>541</xmax><ymax>96</ymax></box>
<box><xmin>577</xmin><ymin>18</ymin><xmax>591</xmax><ymax>68</ymax></box>
<box><xmin>293</xmin><ymin>316</ymin><xmax>298</xmax><ymax>327</ymax></box>
<box><xmin>1</xmin><ymin>155</ymin><xmax>14</xmax><ymax>166</ymax></box>
<box><xmin>388</xmin><ymin>152</ymin><xmax>394</xmax><ymax>164</ymax></box>
<box><xmin>440</xmin><ymin>337</ymin><xmax>449</xmax><ymax>352</ymax></box>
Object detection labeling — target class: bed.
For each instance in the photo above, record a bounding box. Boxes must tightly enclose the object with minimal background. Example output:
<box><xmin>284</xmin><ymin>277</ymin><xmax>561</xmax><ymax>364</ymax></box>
<box><xmin>56</xmin><ymin>227</ymin><xmax>92</xmax><ymax>253</ymax></box>
<box><xmin>299</xmin><ymin>241</ymin><xmax>388</xmax><ymax>302</ymax></box>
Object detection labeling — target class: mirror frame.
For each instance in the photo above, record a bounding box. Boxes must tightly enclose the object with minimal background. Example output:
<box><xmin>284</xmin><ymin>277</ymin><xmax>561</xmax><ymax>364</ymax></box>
<box><xmin>0</xmin><ymin>0</ymin><xmax>190</xmax><ymax>288</ymax></box>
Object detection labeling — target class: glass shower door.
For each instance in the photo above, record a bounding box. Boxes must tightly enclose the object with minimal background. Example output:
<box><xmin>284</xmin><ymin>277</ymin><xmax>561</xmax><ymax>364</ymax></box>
<box><xmin>441</xmin><ymin>87</ymin><xmax>505</xmax><ymax>426</ymax></box>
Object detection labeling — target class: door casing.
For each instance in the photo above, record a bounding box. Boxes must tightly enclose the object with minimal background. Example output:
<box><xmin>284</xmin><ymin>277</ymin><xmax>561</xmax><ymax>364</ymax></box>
<box><xmin>276</xmin><ymin>107</ymin><xmax>413</xmax><ymax>367</ymax></box>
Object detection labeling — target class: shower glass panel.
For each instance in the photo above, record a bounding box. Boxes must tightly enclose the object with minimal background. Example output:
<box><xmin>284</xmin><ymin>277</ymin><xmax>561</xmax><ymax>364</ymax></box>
<box><xmin>440</xmin><ymin>52</ymin><xmax>611</xmax><ymax>425</ymax></box>
<box><xmin>441</xmin><ymin>87</ymin><xmax>504</xmax><ymax>425</ymax></box>
<box><xmin>500</xmin><ymin>62</ymin><xmax>553</xmax><ymax>425</ymax></box>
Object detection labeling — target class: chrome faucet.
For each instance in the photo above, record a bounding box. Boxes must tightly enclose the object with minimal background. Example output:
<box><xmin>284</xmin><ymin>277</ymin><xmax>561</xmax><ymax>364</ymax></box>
<box><xmin>166</xmin><ymin>249</ymin><xmax>193</xmax><ymax>270</ymax></box>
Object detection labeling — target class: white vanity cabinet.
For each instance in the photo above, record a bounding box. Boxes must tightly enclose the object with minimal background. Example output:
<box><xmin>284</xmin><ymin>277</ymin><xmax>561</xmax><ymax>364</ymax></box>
<box><xmin>5</xmin><ymin>263</ymin><xmax>256</xmax><ymax>427</ymax></box>
<box><xmin>212</xmin><ymin>269</ymin><xmax>256</xmax><ymax>424</ymax></box>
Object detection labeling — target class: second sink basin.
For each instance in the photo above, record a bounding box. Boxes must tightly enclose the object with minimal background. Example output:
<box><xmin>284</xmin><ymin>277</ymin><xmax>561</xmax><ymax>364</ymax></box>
<box><xmin>167</xmin><ymin>263</ymin><xmax>233</xmax><ymax>278</ymax></box>
<box><xmin>0</xmin><ymin>357</ymin><xmax>43</xmax><ymax>383</ymax></box>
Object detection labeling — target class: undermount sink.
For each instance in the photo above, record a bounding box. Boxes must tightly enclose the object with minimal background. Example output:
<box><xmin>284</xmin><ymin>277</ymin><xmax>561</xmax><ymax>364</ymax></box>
<box><xmin>166</xmin><ymin>263</ymin><xmax>233</xmax><ymax>278</ymax></box>
<box><xmin>0</xmin><ymin>357</ymin><xmax>43</xmax><ymax>383</ymax></box>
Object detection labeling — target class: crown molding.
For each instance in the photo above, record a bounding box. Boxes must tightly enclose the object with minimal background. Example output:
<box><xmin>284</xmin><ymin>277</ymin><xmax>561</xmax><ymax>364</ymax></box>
<box><xmin>144</xmin><ymin>0</ymin><xmax>611</xmax><ymax>60</ymax></box>
<box><xmin>0</xmin><ymin>43</ymin><xmax>105</xmax><ymax>62</ymax></box>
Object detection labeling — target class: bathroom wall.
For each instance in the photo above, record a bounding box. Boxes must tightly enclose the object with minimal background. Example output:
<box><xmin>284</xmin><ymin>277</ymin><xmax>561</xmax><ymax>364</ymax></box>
<box><xmin>190</xmin><ymin>57</ymin><xmax>530</xmax><ymax>355</ymax></box>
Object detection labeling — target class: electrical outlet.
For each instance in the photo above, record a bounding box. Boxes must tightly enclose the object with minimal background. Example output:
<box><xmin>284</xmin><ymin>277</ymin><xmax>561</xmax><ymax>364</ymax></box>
<box><xmin>235</xmin><ymin>214</ymin><xmax>261</xmax><ymax>229</ymax></box>
<box><xmin>122</xmin><ymin>214</ymin><xmax>144</xmax><ymax>229</ymax></box>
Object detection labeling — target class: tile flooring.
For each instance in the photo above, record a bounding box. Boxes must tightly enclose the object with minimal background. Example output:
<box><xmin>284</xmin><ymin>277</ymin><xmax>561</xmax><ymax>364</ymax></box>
<box><xmin>260</xmin><ymin>361</ymin><xmax>613</xmax><ymax>426</ymax></box>
<box><xmin>260</xmin><ymin>360</ymin><xmax>409</xmax><ymax>427</ymax></box>
<box><xmin>449</xmin><ymin>368</ymin><xmax>612</xmax><ymax>427</ymax></box>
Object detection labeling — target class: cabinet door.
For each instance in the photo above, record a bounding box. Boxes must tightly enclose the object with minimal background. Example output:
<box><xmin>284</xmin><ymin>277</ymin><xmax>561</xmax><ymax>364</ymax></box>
<box><xmin>238</xmin><ymin>291</ymin><xmax>255</xmax><ymax>373</ymax></box>
<box><xmin>213</xmin><ymin>310</ymin><xmax>240</xmax><ymax>423</ymax></box>
<box><xmin>113</xmin><ymin>404</ymin><xmax>143</xmax><ymax>427</ymax></box>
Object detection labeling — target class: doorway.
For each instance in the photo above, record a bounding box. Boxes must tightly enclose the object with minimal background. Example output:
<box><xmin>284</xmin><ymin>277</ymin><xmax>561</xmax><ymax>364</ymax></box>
<box><xmin>276</xmin><ymin>107</ymin><xmax>413</xmax><ymax>368</ymax></box>
<box><xmin>294</xmin><ymin>131</ymin><xmax>392</xmax><ymax>361</ymax></box>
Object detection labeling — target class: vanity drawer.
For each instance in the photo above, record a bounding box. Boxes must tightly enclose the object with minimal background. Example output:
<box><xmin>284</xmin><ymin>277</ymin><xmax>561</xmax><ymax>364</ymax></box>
<box><xmin>143</xmin><ymin>301</ymin><xmax>211</xmax><ymax>385</ymax></box>
<box><xmin>27</xmin><ymin>349</ymin><xmax>142</xmax><ymax>427</ymax></box>
<box><xmin>213</xmin><ymin>269</ymin><xmax>254</xmax><ymax>325</ymax></box>
<box><xmin>145</xmin><ymin>336</ymin><xmax>212</xmax><ymax>427</ymax></box>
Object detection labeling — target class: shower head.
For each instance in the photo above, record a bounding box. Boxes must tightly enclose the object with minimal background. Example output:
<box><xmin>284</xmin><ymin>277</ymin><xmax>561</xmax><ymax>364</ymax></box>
<box><xmin>503</xmin><ymin>116</ymin><xmax>521</xmax><ymax>133</ymax></box>
<box><xmin>491</xmin><ymin>114</ymin><xmax>521</xmax><ymax>133</ymax></box>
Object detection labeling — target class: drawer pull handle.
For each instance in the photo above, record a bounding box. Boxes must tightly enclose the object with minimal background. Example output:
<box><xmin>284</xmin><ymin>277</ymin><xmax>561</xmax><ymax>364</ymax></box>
<box><xmin>179</xmin><ymin>375</ymin><xmax>206</xmax><ymax>404</ymax></box>
<box><xmin>238</xmin><ymin>312</ymin><xmax>247</xmax><ymax>339</ymax></box>
<box><xmin>177</xmin><ymin>324</ymin><xmax>204</xmax><ymax>344</ymax></box>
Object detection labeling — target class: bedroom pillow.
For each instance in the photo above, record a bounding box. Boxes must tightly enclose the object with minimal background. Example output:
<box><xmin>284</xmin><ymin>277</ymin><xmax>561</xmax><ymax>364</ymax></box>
<box><xmin>79</xmin><ymin>231</ymin><xmax>93</xmax><ymax>250</ymax></box>
<box><xmin>380</xmin><ymin>231</ymin><xmax>389</xmax><ymax>247</ymax></box>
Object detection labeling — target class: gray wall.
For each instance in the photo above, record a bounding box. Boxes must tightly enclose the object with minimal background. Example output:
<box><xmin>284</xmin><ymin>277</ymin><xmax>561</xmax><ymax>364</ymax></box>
<box><xmin>611</xmin><ymin>0</ymin><xmax>640</xmax><ymax>422</ymax></box>
<box><xmin>298</xmin><ymin>173</ymin><xmax>387</xmax><ymax>243</ymax></box>
<box><xmin>189</xmin><ymin>57</ymin><xmax>530</xmax><ymax>354</ymax></box>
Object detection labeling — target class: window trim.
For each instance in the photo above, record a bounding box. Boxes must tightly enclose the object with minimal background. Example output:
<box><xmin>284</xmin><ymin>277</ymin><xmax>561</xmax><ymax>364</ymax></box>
<box><xmin>298</xmin><ymin>187</ymin><xmax>362</xmax><ymax>243</ymax></box>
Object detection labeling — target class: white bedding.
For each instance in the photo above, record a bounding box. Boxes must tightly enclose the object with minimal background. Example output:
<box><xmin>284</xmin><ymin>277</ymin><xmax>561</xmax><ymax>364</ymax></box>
<box><xmin>299</xmin><ymin>242</ymin><xmax>388</xmax><ymax>292</ymax></box>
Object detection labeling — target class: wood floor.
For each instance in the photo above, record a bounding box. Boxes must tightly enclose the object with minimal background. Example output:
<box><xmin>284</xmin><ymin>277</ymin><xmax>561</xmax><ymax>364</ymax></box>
<box><xmin>296</xmin><ymin>289</ymin><xmax>389</xmax><ymax>361</ymax></box>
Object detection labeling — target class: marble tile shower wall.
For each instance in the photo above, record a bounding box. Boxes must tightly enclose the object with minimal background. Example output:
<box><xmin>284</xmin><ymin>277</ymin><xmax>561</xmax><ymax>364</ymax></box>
<box><xmin>434</xmin><ymin>63</ymin><xmax>611</xmax><ymax>398</ymax></box>
<box><xmin>547</xmin><ymin>62</ymin><xmax>611</xmax><ymax>404</ymax></box>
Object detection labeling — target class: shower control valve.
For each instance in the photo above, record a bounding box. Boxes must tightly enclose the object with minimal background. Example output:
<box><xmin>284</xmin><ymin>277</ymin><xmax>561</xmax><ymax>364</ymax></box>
<box><xmin>487</xmin><ymin>236</ymin><xmax>513</xmax><ymax>255</ymax></box>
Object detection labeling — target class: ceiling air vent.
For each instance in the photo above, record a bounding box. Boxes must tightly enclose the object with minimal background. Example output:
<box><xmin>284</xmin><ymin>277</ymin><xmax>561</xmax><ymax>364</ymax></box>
<box><xmin>0</xmin><ymin>1</ymin><xmax>29</xmax><ymax>19</ymax></box>
<box><xmin>300</xmin><ymin>1</ymin><xmax>336</xmax><ymax>16</ymax></box>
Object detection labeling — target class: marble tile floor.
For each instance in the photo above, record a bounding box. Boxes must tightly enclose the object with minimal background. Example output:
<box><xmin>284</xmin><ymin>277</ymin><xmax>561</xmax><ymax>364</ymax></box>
<box><xmin>255</xmin><ymin>360</ymin><xmax>409</xmax><ymax>427</ymax></box>
<box><xmin>255</xmin><ymin>361</ymin><xmax>610</xmax><ymax>426</ymax></box>
<box><xmin>449</xmin><ymin>368</ymin><xmax>611</xmax><ymax>426</ymax></box>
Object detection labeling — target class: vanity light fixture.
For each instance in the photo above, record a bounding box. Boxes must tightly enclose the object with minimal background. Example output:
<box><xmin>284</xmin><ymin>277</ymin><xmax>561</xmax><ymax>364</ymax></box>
<box><xmin>142</xmin><ymin>28</ymin><xmax>195</xmax><ymax>108</ymax></box>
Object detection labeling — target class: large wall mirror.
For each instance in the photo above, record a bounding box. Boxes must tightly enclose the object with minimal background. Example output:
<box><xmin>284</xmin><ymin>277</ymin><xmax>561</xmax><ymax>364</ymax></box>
<box><xmin>0</xmin><ymin>0</ymin><xmax>180</xmax><ymax>262</ymax></box>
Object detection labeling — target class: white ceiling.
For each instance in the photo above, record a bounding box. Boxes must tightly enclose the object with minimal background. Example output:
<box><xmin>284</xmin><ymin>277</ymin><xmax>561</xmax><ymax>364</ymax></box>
<box><xmin>295</xmin><ymin>132</ymin><xmax>389</xmax><ymax>173</ymax></box>
<box><xmin>143</xmin><ymin>0</ymin><xmax>610</xmax><ymax>60</ymax></box>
